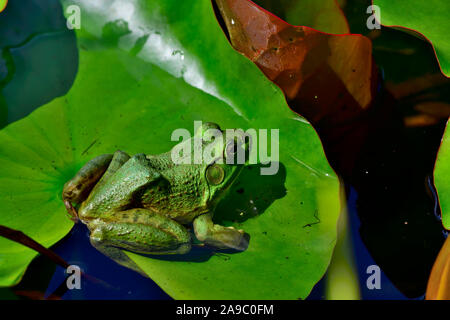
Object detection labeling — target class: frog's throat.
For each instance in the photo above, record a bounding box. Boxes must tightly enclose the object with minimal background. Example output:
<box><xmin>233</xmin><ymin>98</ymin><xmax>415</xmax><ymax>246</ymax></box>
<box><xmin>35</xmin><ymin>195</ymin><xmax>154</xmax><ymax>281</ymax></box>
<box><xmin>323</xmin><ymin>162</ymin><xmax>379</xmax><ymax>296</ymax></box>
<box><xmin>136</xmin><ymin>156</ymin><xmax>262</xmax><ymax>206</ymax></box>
<box><xmin>207</xmin><ymin>165</ymin><xmax>245</xmax><ymax>205</ymax></box>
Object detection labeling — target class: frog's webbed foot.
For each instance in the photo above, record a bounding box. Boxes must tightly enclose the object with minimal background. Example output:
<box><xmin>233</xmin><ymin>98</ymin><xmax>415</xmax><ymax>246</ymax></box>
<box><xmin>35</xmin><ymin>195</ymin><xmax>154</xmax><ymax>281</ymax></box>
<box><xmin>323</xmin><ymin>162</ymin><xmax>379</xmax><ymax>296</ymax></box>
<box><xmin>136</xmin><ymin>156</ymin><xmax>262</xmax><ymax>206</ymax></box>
<box><xmin>62</xmin><ymin>151</ymin><xmax>130</xmax><ymax>221</ymax></box>
<box><xmin>193</xmin><ymin>213</ymin><xmax>249</xmax><ymax>251</ymax></box>
<box><xmin>88</xmin><ymin>209</ymin><xmax>191</xmax><ymax>274</ymax></box>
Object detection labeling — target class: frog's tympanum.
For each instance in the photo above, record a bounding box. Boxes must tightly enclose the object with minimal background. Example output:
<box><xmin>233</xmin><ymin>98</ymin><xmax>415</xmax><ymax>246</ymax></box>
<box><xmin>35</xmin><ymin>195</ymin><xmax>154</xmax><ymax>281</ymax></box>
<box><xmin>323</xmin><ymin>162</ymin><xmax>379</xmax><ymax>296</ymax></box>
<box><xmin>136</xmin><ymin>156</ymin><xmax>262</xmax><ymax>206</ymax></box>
<box><xmin>62</xmin><ymin>123</ymin><xmax>249</xmax><ymax>273</ymax></box>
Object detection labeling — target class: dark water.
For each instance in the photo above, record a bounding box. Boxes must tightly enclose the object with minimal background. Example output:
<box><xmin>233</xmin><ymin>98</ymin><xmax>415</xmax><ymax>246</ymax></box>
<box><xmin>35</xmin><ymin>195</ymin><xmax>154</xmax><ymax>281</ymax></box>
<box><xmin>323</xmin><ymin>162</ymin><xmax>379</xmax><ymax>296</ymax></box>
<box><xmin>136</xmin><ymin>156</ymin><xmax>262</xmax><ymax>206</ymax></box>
<box><xmin>46</xmin><ymin>223</ymin><xmax>171</xmax><ymax>300</ymax></box>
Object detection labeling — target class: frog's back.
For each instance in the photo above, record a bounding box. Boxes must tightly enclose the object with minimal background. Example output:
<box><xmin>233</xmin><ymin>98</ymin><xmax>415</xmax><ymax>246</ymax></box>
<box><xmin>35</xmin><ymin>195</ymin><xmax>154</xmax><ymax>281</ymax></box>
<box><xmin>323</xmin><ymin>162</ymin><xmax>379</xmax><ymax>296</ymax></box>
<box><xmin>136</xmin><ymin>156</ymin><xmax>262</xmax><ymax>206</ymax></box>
<box><xmin>79</xmin><ymin>154</ymin><xmax>160</xmax><ymax>220</ymax></box>
<box><xmin>141</xmin><ymin>164</ymin><xmax>210</xmax><ymax>224</ymax></box>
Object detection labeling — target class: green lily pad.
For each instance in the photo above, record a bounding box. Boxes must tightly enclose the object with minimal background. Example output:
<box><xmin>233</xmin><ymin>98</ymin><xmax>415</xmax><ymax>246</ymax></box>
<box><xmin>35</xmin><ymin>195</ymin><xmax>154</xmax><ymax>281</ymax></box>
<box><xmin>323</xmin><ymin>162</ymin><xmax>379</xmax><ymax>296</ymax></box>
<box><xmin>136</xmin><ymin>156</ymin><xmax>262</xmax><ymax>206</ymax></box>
<box><xmin>0</xmin><ymin>0</ymin><xmax>340</xmax><ymax>299</ymax></box>
<box><xmin>374</xmin><ymin>0</ymin><xmax>450</xmax><ymax>77</ymax></box>
<box><xmin>435</xmin><ymin>121</ymin><xmax>450</xmax><ymax>230</ymax></box>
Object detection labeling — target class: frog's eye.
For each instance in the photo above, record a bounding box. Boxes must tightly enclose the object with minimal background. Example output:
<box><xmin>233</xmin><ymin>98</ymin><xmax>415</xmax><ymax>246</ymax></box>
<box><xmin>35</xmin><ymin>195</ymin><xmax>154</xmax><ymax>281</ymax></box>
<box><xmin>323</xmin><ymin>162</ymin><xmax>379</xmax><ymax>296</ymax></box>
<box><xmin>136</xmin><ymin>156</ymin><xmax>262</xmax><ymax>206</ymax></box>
<box><xmin>206</xmin><ymin>164</ymin><xmax>225</xmax><ymax>186</ymax></box>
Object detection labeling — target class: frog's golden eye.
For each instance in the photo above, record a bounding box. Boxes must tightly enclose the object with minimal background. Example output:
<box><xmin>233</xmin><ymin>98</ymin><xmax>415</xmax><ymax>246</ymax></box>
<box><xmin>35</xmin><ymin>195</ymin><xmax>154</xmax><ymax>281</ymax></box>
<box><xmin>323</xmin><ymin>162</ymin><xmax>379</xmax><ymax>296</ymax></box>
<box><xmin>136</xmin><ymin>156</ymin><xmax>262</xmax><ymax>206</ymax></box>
<box><xmin>206</xmin><ymin>164</ymin><xmax>225</xmax><ymax>185</ymax></box>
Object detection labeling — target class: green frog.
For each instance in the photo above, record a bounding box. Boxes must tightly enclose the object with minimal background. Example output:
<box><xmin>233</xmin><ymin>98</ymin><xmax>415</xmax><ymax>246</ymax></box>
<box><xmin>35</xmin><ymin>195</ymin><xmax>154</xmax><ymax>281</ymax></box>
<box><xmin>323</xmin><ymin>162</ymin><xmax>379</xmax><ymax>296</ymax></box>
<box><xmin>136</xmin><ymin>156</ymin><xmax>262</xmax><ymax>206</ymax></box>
<box><xmin>62</xmin><ymin>122</ymin><xmax>249</xmax><ymax>273</ymax></box>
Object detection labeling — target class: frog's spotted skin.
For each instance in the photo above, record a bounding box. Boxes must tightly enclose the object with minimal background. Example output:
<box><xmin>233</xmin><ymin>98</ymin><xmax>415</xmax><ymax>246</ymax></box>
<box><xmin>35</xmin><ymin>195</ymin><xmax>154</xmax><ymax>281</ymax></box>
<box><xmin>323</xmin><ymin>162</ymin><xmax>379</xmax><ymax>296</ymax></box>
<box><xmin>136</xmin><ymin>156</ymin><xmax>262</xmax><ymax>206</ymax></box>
<box><xmin>62</xmin><ymin>123</ymin><xmax>249</xmax><ymax>274</ymax></box>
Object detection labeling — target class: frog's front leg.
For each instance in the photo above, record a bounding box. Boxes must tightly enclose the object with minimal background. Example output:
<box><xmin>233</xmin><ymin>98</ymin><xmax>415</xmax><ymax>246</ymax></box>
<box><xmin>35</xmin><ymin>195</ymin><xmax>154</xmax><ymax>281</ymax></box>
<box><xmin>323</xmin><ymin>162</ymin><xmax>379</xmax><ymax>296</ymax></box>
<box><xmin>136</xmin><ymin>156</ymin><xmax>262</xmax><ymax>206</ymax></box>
<box><xmin>193</xmin><ymin>213</ymin><xmax>249</xmax><ymax>251</ymax></box>
<box><xmin>88</xmin><ymin>208</ymin><xmax>191</xmax><ymax>275</ymax></box>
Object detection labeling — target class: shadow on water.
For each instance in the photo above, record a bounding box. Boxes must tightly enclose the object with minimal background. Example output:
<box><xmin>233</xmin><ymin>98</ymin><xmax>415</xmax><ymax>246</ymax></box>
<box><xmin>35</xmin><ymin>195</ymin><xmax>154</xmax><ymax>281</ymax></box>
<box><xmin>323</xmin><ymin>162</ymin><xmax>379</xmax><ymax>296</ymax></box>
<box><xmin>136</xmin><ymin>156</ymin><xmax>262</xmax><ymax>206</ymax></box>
<box><xmin>147</xmin><ymin>163</ymin><xmax>287</xmax><ymax>263</ymax></box>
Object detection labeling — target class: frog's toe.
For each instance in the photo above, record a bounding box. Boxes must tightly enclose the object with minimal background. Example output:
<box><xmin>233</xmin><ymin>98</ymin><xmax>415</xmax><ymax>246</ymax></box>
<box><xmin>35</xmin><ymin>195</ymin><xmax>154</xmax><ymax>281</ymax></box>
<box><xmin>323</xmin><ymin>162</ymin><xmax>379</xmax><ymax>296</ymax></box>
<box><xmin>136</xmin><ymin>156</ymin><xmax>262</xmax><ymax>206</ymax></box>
<box><xmin>177</xmin><ymin>243</ymin><xmax>191</xmax><ymax>255</ymax></box>
<box><xmin>226</xmin><ymin>226</ymin><xmax>245</xmax><ymax>234</ymax></box>
<box><xmin>234</xmin><ymin>232</ymin><xmax>250</xmax><ymax>251</ymax></box>
<box><xmin>223</xmin><ymin>227</ymin><xmax>249</xmax><ymax>251</ymax></box>
<box><xmin>193</xmin><ymin>214</ymin><xmax>249</xmax><ymax>251</ymax></box>
<box><xmin>64</xmin><ymin>200</ymin><xmax>80</xmax><ymax>222</ymax></box>
<box><xmin>226</xmin><ymin>226</ymin><xmax>242</xmax><ymax>230</ymax></box>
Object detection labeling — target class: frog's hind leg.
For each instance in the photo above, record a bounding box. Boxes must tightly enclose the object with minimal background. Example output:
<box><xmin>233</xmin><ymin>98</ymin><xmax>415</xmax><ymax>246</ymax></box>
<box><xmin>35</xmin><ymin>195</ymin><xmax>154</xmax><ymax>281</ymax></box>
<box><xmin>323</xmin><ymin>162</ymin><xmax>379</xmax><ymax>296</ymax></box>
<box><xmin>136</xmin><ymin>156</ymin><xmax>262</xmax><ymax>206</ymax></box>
<box><xmin>63</xmin><ymin>154</ymin><xmax>113</xmax><ymax>220</ymax></box>
<box><xmin>95</xmin><ymin>150</ymin><xmax>130</xmax><ymax>189</ymax></box>
<box><xmin>62</xmin><ymin>151</ymin><xmax>130</xmax><ymax>221</ymax></box>
<box><xmin>88</xmin><ymin>208</ymin><xmax>191</xmax><ymax>275</ymax></box>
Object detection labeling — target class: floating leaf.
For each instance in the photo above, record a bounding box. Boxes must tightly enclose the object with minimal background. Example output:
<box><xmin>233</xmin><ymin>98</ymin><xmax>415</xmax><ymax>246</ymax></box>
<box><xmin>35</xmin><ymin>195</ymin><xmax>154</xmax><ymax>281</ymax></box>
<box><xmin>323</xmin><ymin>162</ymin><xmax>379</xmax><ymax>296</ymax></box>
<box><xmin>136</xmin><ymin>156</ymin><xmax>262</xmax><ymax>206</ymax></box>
<box><xmin>215</xmin><ymin>0</ymin><xmax>376</xmax><ymax>120</ymax></box>
<box><xmin>0</xmin><ymin>0</ymin><xmax>340</xmax><ymax>299</ymax></box>
<box><xmin>215</xmin><ymin>0</ymin><xmax>377</xmax><ymax>177</ymax></box>
<box><xmin>0</xmin><ymin>0</ymin><xmax>77</xmax><ymax>125</ymax></box>
<box><xmin>435</xmin><ymin>121</ymin><xmax>450</xmax><ymax>229</ymax></box>
<box><xmin>374</xmin><ymin>0</ymin><xmax>450</xmax><ymax>77</ymax></box>
<box><xmin>426</xmin><ymin>236</ymin><xmax>450</xmax><ymax>299</ymax></box>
